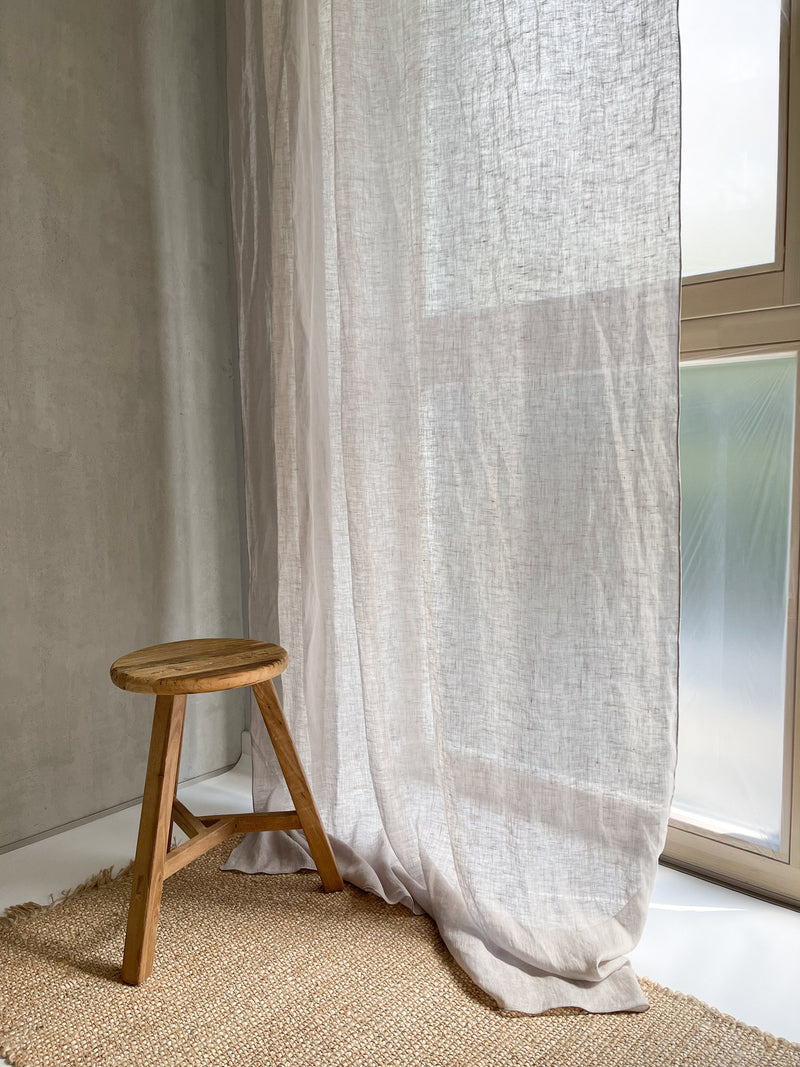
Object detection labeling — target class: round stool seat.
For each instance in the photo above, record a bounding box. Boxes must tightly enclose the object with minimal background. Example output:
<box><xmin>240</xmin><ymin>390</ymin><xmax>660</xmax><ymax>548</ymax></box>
<box><xmin>110</xmin><ymin>638</ymin><xmax>289</xmax><ymax>696</ymax></box>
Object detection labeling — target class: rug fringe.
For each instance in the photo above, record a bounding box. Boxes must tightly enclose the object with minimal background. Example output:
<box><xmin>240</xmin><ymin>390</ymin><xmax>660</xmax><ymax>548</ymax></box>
<box><xmin>0</xmin><ymin>860</ymin><xmax>134</xmax><ymax>930</ymax></box>
<box><xmin>639</xmin><ymin>975</ymin><xmax>798</xmax><ymax>1052</ymax></box>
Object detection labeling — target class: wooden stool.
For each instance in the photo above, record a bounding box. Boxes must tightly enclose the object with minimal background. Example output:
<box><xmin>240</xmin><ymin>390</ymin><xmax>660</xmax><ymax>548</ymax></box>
<box><xmin>110</xmin><ymin>638</ymin><xmax>343</xmax><ymax>985</ymax></box>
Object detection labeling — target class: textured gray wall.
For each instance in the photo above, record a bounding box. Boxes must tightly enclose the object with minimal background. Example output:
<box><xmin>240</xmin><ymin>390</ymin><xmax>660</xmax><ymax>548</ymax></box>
<box><xmin>0</xmin><ymin>0</ymin><xmax>247</xmax><ymax>848</ymax></box>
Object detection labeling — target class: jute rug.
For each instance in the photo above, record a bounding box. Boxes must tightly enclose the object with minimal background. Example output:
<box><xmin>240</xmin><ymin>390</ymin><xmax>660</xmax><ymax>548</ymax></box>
<box><xmin>1</xmin><ymin>840</ymin><xmax>798</xmax><ymax>1067</ymax></box>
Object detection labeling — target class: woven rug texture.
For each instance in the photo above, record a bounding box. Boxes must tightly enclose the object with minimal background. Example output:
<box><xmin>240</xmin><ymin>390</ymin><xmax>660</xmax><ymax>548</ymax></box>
<box><xmin>1</xmin><ymin>839</ymin><xmax>798</xmax><ymax>1067</ymax></box>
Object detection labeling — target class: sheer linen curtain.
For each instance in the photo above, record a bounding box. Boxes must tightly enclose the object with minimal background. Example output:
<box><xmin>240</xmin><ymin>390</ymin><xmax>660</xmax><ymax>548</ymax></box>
<box><xmin>225</xmin><ymin>0</ymin><xmax>680</xmax><ymax>1015</ymax></box>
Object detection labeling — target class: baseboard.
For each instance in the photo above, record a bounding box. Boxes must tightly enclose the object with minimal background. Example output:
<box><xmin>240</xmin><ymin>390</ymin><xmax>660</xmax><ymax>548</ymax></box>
<box><xmin>0</xmin><ymin>731</ymin><xmax>250</xmax><ymax>856</ymax></box>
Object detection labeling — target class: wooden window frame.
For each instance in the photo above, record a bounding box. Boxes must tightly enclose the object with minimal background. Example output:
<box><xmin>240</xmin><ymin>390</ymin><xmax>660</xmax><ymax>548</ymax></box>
<box><xmin>664</xmin><ymin>0</ymin><xmax>800</xmax><ymax>906</ymax></box>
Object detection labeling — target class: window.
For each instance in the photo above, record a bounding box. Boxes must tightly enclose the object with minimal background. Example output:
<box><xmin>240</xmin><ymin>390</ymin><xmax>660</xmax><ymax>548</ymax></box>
<box><xmin>663</xmin><ymin>0</ymin><xmax>800</xmax><ymax>905</ymax></box>
<box><xmin>680</xmin><ymin>0</ymin><xmax>784</xmax><ymax>278</ymax></box>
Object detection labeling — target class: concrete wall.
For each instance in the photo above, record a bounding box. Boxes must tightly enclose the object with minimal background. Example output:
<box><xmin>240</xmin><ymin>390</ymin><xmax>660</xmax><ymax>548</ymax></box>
<box><xmin>0</xmin><ymin>0</ymin><xmax>248</xmax><ymax>849</ymax></box>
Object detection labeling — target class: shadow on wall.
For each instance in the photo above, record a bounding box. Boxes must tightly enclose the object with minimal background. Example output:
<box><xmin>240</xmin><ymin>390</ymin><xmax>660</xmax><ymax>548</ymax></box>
<box><xmin>135</xmin><ymin>0</ymin><xmax>248</xmax><ymax>781</ymax></box>
<box><xmin>0</xmin><ymin>0</ymin><xmax>246</xmax><ymax>850</ymax></box>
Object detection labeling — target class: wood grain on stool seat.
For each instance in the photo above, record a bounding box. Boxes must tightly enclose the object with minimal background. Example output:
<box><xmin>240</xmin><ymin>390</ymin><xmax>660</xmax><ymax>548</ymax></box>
<box><xmin>110</xmin><ymin>638</ymin><xmax>289</xmax><ymax>695</ymax></box>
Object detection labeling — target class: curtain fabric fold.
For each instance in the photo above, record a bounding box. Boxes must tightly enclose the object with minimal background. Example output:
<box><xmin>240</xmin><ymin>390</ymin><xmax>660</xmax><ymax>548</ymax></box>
<box><xmin>225</xmin><ymin>0</ymin><xmax>681</xmax><ymax>1014</ymax></box>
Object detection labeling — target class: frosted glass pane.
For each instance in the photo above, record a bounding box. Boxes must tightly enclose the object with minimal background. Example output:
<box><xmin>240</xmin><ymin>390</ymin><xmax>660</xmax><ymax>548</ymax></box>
<box><xmin>680</xmin><ymin>0</ymin><xmax>781</xmax><ymax>278</ymax></box>
<box><xmin>674</xmin><ymin>355</ymin><xmax>796</xmax><ymax>849</ymax></box>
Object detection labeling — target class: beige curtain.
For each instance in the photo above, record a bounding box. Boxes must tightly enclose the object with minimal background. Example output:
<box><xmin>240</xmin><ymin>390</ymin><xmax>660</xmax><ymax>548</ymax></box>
<box><xmin>225</xmin><ymin>0</ymin><xmax>681</xmax><ymax>1014</ymax></box>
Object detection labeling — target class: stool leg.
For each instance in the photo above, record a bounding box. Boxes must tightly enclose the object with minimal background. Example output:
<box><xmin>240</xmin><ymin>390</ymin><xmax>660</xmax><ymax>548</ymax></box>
<box><xmin>252</xmin><ymin>680</ymin><xmax>344</xmax><ymax>892</ymax></box>
<box><xmin>167</xmin><ymin>710</ymin><xmax>186</xmax><ymax>853</ymax></box>
<box><xmin>122</xmin><ymin>693</ymin><xmax>187</xmax><ymax>985</ymax></box>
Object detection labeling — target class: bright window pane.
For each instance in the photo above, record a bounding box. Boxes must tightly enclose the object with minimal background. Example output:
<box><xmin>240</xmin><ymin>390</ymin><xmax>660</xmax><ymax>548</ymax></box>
<box><xmin>680</xmin><ymin>0</ymin><xmax>782</xmax><ymax>278</ymax></box>
<box><xmin>674</xmin><ymin>354</ymin><xmax>796</xmax><ymax>849</ymax></box>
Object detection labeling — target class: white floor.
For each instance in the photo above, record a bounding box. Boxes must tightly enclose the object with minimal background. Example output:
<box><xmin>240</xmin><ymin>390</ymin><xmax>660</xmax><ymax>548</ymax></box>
<box><xmin>2</xmin><ymin>749</ymin><xmax>799</xmax><ymax>1064</ymax></box>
